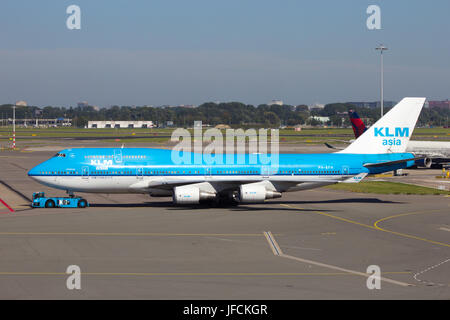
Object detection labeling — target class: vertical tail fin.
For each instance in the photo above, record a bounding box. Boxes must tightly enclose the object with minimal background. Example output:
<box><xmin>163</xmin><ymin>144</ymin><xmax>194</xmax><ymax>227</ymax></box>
<box><xmin>339</xmin><ymin>98</ymin><xmax>426</xmax><ymax>154</ymax></box>
<box><xmin>348</xmin><ymin>110</ymin><xmax>367</xmax><ymax>138</ymax></box>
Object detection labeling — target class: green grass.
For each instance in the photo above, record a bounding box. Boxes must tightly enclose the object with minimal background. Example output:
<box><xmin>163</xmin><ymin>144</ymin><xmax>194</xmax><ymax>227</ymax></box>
<box><xmin>102</xmin><ymin>137</ymin><xmax>173</xmax><ymax>143</ymax></box>
<box><xmin>0</xmin><ymin>126</ymin><xmax>448</xmax><ymax>143</ymax></box>
<box><xmin>325</xmin><ymin>181</ymin><xmax>449</xmax><ymax>195</ymax></box>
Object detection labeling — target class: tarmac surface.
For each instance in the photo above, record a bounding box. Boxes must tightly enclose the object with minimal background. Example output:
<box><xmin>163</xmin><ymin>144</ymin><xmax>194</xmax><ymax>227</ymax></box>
<box><xmin>376</xmin><ymin>169</ymin><xmax>450</xmax><ymax>191</ymax></box>
<box><xmin>0</xmin><ymin>145</ymin><xmax>448</xmax><ymax>299</ymax></box>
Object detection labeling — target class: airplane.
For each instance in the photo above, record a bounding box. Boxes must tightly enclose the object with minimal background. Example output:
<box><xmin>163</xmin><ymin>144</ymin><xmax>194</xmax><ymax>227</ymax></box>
<box><xmin>342</xmin><ymin>109</ymin><xmax>450</xmax><ymax>168</ymax></box>
<box><xmin>349</xmin><ymin>109</ymin><xmax>367</xmax><ymax>139</ymax></box>
<box><xmin>323</xmin><ymin>109</ymin><xmax>364</xmax><ymax>149</ymax></box>
<box><xmin>28</xmin><ymin>97</ymin><xmax>426</xmax><ymax>206</ymax></box>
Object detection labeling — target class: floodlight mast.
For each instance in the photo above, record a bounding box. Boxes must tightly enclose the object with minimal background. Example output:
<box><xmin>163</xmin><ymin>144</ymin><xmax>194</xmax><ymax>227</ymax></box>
<box><xmin>375</xmin><ymin>44</ymin><xmax>388</xmax><ymax>117</ymax></box>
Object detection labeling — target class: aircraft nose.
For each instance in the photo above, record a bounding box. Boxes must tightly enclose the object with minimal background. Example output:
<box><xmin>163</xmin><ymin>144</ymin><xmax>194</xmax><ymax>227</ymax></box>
<box><xmin>28</xmin><ymin>167</ymin><xmax>39</xmax><ymax>181</ymax></box>
<box><xmin>28</xmin><ymin>162</ymin><xmax>45</xmax><ymax>179</ymax></box>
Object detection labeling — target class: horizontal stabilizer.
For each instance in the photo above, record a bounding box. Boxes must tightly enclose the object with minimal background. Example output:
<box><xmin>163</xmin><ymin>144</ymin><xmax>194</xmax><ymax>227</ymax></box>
<box><xmin>363</xmin><ymin>157</ymin><xmax>424</xmax><ymax>168</ymax></box>
<box><xmin>341</xmin><ymin>173</ymin><xmax>368</xmax><ymax>183</ymax></box>
<box><xmin>324</xmin><ymin>143</ymin><xmax>345</xmax><ymax>150</ymax></box>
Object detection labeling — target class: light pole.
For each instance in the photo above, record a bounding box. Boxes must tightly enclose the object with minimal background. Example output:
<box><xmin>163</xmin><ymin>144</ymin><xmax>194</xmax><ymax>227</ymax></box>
<box><xmin>12</xmin><ymin>104</ymin><xmax>16</xmax><ymax>150</ymax></box>
<box><xmin>375</xmin><ymin>44</ymin><xmax>388</xmax><ymax>117</ymax></box>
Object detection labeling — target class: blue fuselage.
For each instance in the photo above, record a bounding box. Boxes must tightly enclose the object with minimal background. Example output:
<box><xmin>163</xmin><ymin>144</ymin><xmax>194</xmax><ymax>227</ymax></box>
<box><xmin>28</xmin><ymin>148</ymin><xmax>415</xmax><ymax>195</ymax></box>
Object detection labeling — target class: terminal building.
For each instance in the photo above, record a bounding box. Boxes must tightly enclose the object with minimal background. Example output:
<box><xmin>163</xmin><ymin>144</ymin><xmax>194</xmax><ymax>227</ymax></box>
<box><xmin>428</xmin><ymin>100</ymin><xmax>450</xmax><ymax>109</ymax></box>
<box><xmin>87</xmin><ymin>120</ymin><xmax>154</xmax><ymax>129</ymax></box>
<box><xmin>2</xmin><ymin>118</ymin><xmax>71</xmax><ymax>127</ymax></box>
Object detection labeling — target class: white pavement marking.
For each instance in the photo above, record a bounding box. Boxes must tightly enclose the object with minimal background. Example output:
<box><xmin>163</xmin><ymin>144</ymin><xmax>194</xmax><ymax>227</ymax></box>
<box><xmin>439</xmin><ymin>227</ymin><xmax>450</xmax><ymax>232</ymax></box>
<box><xmin>264</xmin><ymin>231</ymin><xmax>282</xmax><ymax>256</ymax></box>
<box><xmin>413</xmin><ymin>258</ymin><xmax>450</xmax><ymax>287</ymax></box>
<box><xmin>263</xmin><ymin>231</ymin><xmax>413</xmax><ymax>287</ymax></box>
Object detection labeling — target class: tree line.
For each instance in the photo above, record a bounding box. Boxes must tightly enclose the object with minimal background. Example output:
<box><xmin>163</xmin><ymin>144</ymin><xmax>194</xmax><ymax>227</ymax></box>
<box><xmin>0</xmin><ymin>102</ymin><xmax>448</xmax><ymax>128</ymax></box>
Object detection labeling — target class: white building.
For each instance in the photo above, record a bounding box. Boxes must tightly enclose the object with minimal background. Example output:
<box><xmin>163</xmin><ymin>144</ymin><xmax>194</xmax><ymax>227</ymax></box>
<box><xmin>269</xmin><ymin>99</ymin><xmax>283</xmax><ymax>106</ymax></box>
<box><xmin>15</xmin><ymin>100</ymin><xmax>27</xmax><ymax>107</ymax></box>
<box><xmin>78</xmin><ymin>101</ymin><xmax>89</xmax><ymax>108</ymax></box>
<box><xmin>310</xmin><ymin>116</ymin><xmax>330</xmax><ymax>123</ymax></box>
<box><xmin>309</xmin><ymin>103</ymin><xmax>325</xmax><ymax>110</ymax></box>
<box><xmin>88</xmin><ymin>120</ymin><xmax>154</xmax><ymax>129</ymax></box>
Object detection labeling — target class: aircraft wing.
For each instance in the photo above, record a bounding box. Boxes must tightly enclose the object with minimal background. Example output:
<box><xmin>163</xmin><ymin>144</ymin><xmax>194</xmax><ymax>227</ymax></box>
<box><xmin>129</xmin><ymin>175</ymin><xmax>344</xmax><ymax>193</ymax></box>
<box><xmin>129</xmin><ymin>176</ymin><xmax>266</xmax><ymax>191</ymax></box>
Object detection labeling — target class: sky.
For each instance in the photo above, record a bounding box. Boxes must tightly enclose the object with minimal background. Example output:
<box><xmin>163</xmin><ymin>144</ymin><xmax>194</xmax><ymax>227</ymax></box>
<box><xmin>0</xmin><ymin>0</ymin><xmax>449</xmax><ymax>107</ymax></box>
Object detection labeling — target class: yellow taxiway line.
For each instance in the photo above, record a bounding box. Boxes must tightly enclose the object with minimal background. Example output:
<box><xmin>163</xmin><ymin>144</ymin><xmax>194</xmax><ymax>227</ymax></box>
<box><xmin>281</xmin><ymin>204</ymin><xmax>450</xmax><ymax>248</ymax></box>
<box><xmin>0</xmin><ymin>232</ymin><xmax>266</xmax><ymax>237</ymax></box>
<box><xmin>0</xmin><ymin>271</ymin><xmax>411</xmax><ymax>277</ymax></box>
<box><xmin>373</xmin><ymin>210</ymin><xmax>450</xmax><ymax>248</ymax></box>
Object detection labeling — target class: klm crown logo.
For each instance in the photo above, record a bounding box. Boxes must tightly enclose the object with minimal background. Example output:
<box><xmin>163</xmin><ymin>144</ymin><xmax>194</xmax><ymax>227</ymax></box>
<box><xmin>374</xmin><ymin>127</ymin><xmax>409</xmax><ymax>146</ymax></box>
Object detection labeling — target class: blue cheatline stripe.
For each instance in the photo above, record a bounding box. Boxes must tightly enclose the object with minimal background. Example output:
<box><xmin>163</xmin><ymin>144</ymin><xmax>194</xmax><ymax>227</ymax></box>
<box><xmin>29</xmin><ymin>173</ymin><xmax>344</xmax><ymax>177</ymax></box>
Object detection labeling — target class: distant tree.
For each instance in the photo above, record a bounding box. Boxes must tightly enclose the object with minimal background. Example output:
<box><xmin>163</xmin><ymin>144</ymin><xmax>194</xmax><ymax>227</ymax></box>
<box><xmin>321</xmin><ymin>103</ymin><xmax>351</xmax><ymax>116</ymax></box>
<box><xmin>263</xmin><ymin>111</ymin><xmax>281</xmax><ymax>127</ymax></box>
<box><xmin>295</xmin><ymin>105</ymin><xmax>309</xmax><ymax>112</ymax></box>
<box><xmin>73</xmin><ymin>116</ymin><xmax>88</xmax><ymax>127</ymax></box>
<box><xmin>2</xmin><ymin>99</ymin><xmax>447</xmax><ymax>128</ymax></box>
<box><xmin>308</xmin><ymin>118</ymin><xmax>321</xmax><ymax>126</ymax></box>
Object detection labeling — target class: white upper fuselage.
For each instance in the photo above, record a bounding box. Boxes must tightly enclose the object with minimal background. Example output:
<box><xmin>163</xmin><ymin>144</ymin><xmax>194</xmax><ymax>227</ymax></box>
<box><xmin>407</xmin><ymin>140</ymin><xmax>450</xmax><ymax>158</ymax></box>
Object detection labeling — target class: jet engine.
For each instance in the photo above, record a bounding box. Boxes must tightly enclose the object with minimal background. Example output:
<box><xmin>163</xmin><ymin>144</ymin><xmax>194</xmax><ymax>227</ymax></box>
<box><xmin>173</xmin><ymin>185</ymin><xmax>216</xmax><ymax>204</ymax></box>
<box><xmin>414</xmin><ymin>157</ymin><xmax>432</xmax><ymax>168</ymax></box>
<box><xmin>238</xmin><ymin>184</ymin><xmax>281</xmax><ymax>203</ymax></box>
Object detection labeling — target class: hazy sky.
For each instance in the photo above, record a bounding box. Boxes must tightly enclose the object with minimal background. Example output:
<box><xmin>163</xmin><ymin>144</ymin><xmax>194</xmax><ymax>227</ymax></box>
<box><xmin>1</xmin><ymin>0</ymin><xmax>449</xmax><ymax>107</ymax></box>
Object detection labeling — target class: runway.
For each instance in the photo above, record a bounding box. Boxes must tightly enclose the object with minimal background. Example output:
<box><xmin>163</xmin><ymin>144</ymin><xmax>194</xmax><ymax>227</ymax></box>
<box><xmin>0</xmin><ymin>149</ymin><xmax>448</xmax><ymax>299</ymax></box>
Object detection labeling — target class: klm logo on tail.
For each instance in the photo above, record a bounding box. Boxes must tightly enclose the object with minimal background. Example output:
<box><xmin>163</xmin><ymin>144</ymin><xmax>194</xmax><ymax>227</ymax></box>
<box><xmin>374</xmin><ymin>127</ymin><xmax>409</xmax><ymax>146</ymax></box>
<box><xmin>374</xmin><ymin>127</ymin><xmax>409</xmax><ymax>137</ymax></box>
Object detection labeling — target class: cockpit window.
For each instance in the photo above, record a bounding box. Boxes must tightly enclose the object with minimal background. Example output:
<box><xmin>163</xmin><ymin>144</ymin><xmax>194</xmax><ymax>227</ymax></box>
<box><xmin>53</xmin><ymin>153</ymin><xmax>66</xmax><ymax>158</ymax></box>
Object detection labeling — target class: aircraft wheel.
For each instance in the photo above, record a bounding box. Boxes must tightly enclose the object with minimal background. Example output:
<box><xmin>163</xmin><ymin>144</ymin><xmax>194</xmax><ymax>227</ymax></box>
<box><xmin>78</xmin><ymin>199</ymin><xmax>88</xmax><ymax>208</ymax></box>
<box><xmin>45</xmin><ymin>200</ymin><xmax>55</xmax><ymax>208</ymax></box>
<box><xmin>213</xmin><ymin>197</ymin><xmax>239</xmax><ymax>207</ymax></box>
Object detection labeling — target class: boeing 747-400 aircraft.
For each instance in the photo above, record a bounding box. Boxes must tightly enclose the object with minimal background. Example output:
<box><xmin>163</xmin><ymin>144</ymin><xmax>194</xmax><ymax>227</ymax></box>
<box><xmin>28</xmin><ymin>98</ymin><xmax>426</xmax><ymax>205</ymax></box>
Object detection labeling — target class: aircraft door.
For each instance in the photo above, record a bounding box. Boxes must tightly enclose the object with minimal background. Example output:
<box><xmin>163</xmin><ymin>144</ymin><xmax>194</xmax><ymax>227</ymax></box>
<box><xmin>136</xmin><ymin>167</ymin><xmax>143</xmax><ymax>179</ymax></box>
<box><xmin>341</xmin><ymin>166</ymin><xmax>349</xmax><ymax>176</ymax></box>
<box><xmin>82</xmin><ymin>166</ymin><xmax>89</xmax><ymax>179</ymax></box>
<box><xmin>114</xmin><ymin>149</ymin><xmax>123</xmax><ymax>163</ymax></box>
<box><xmin>205</xmin><ymin>167</ymin><xmax>212</xmax><ymax>179</ymax></box>
<box><xmin>261</xmin><ymin>166</ymin><xmax>271</xmax><ymax>178</ymax></box>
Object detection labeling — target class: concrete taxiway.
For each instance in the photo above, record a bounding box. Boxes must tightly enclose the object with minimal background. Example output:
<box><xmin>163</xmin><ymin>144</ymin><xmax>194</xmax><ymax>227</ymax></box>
<box><xmin>0</xmin><ymin>147</ymin><xmax>448</xmax><ymax>299</ymax></box>
<box><xmin>374</xmin><ymin>168</ymin><xmax>450</xmax><ymax>191</ymax></box>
